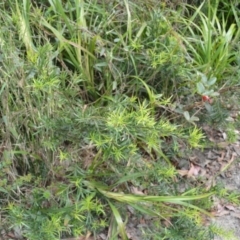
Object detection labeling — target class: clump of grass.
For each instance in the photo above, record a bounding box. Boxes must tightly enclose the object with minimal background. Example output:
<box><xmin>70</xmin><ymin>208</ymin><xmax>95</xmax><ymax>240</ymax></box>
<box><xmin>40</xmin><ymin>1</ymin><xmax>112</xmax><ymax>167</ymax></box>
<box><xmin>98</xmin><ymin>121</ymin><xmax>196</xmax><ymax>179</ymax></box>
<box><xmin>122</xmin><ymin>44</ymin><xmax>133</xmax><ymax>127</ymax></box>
<box><xmin>177</xmin><ymin>1</ymin><xmax>238</xmax><ymax>81</ymax></box>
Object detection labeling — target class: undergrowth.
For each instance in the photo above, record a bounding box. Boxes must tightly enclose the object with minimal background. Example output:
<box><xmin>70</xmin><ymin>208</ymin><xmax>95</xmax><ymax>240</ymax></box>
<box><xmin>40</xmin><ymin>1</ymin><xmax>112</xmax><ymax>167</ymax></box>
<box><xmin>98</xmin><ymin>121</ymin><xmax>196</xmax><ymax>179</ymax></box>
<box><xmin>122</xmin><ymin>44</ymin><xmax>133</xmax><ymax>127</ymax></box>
<box><xmin>0</xmin><ymin>0</ymin><xmax>240</xmax><ymax>239</ymax></box>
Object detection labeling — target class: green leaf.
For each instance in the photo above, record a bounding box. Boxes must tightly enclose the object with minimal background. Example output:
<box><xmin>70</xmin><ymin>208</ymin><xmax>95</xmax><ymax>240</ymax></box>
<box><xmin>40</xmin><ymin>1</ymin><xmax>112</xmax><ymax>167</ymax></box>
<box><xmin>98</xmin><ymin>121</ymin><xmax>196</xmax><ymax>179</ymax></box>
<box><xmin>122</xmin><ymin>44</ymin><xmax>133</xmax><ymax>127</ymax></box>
<box><xmin>190</xmin><ymin>116</ymin><xmax>199</xmax><ymax>122</ymax></box>
<box><xmin>200</xmin><ymin>73</ymin><xmax>208</xmax><ymax>84</ymax></box>
<box><xmin>210</xmin><ymin>92</ymin><xmax>220</xmax><ymax>96</ymax></box>
<box><xmin>183</xmin><ymin>111</ymin><xmax>190</xmax><ymax>121</ymax></box>
<box><xmin>112</xmin><ymin>81</ymin><xmax>117</xmax><ymax>91</ymax></box>
<box><xmin>108</xmin><ymin>201</ymin><xmax>128</xmax><ymax>240</ymax></box>
<box><xmin>196</xmin><ymin>82</ymin><xmax>205</xmax><ymax>94</ymax></box>
<box><xmin>204</xmin><ymin>102</ymin><xmax>213</xmax><ymax>112</ymax></box>
<box><xmin>203</xmin><ymin>89</ymin><xmax>214</xmax><ymax>96</ymax></box>
<box><xmin>207</xmin><ymin>77</ymin><xmax>217</xmax><ymax>86</ymax></box>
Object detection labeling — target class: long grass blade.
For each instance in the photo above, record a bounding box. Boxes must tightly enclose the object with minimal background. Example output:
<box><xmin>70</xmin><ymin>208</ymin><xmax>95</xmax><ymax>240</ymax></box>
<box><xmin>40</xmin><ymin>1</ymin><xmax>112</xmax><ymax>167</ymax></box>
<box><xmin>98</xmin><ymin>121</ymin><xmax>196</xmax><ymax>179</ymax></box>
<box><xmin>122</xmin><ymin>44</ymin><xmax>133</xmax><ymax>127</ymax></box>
<box><xmin>108</xmin><ymin>201</ymin><xmax>129</xmax><ymax>240</ymax></box>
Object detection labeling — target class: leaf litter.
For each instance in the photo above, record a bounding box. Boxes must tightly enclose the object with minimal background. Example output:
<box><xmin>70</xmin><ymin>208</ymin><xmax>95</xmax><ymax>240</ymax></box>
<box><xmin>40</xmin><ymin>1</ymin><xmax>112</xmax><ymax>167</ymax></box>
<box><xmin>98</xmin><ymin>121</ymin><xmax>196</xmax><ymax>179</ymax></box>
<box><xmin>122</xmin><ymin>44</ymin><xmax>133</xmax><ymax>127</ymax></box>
<box><xmin>80</xmin><ymin>124</ymin><xmax>240</xmax><ymax>240</ymax></box>
<box><xmin>178</xmin><ymin>125</ymin><xmax>240</xmax><ymax>240</ymax></box>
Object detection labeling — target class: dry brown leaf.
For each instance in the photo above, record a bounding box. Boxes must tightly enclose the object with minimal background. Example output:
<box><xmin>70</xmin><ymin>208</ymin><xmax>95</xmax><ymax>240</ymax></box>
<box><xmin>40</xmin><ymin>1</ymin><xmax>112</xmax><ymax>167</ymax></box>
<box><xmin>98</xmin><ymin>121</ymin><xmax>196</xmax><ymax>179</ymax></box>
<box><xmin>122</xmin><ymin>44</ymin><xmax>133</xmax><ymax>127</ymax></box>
<box><xmin>130</xmin><ymin>186</ymin><xmax>145</xmax><ymax>195</ymax></box>
<box><xmin>199</xmin><ymin>168</ymin><xmax>207</xmax><ymax>177</ymax></box>
<box><xmin>193</xmin><ymin>165</ymin><xmax>201</xmax><ymax>176</ymax></box>
<box><xmin>212</xmin><ymin>203</ymin><xmax>230</xmax><ymax>217</ymax></box>
<box><xmin>178</xmin><ymin>164</ymin><xmax>201</xmax><ymax>178</ymax></box>
<box><xmin>177</xmin><ymin>169</ymin><xmax>188</xmax><ymax>177</ymax></box>
<box><xmin>187</xmin><ymin>163</ymin><xmax>201</xmax><ymax>178</ymax></box>
<box><xmin>225</xmin><ymin>205</ymin><xmax>236</xmax><ymax>211</ymax></box>
<box><xmin>214</xmin><ymin>210</ymin><xmax>230</xmax><ymax>217</ymax></box>
<box><xmin>4</xmin><ymin>232</ymin><xmax>18</xmax><ymax>240</ymax></box>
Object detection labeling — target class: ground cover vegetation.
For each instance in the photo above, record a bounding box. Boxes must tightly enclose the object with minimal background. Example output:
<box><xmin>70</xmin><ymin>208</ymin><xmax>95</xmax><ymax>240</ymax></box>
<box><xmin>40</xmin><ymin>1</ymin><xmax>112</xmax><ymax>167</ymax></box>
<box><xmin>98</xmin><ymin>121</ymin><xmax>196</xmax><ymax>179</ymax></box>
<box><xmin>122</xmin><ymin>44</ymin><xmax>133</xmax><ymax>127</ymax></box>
<box><xmin>0</xmin><ymin>0</ymin><xmax>240</xmax><ymax>239</ymax></box>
